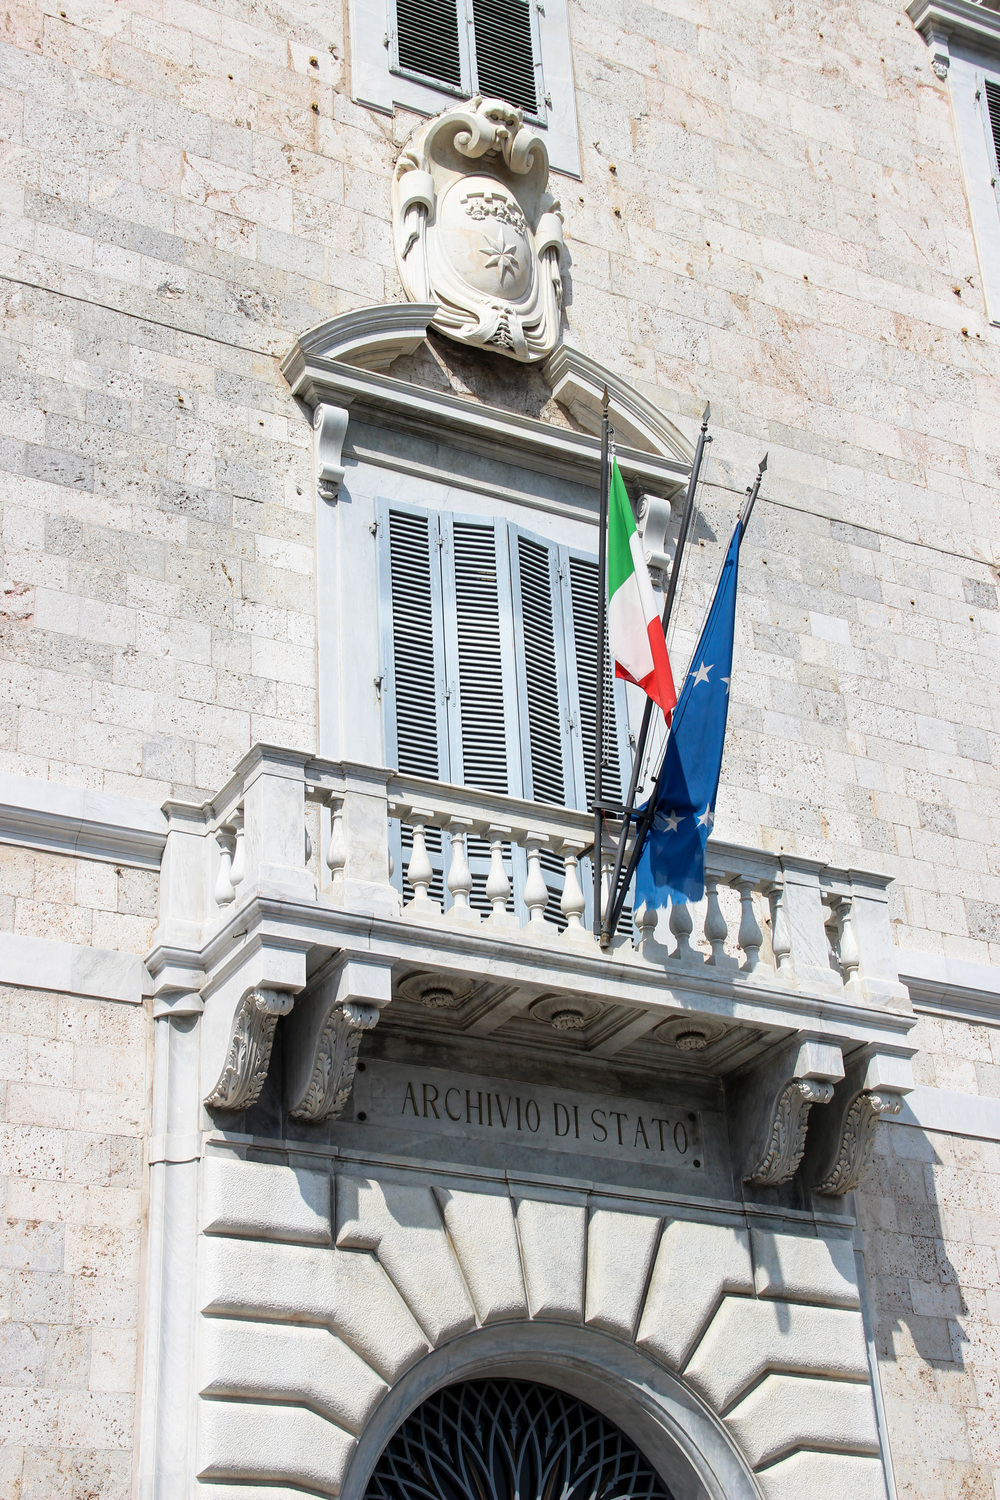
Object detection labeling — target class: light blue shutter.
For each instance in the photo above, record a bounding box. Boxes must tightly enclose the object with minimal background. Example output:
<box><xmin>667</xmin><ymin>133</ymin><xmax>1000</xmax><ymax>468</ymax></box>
<box><xmin>377</xmin><ymin>500</ymin><xmax>449</xmax><ymax>907</ymax></box>
<box><xmin>441</xmin><ymin>513</ymin><xmax>522</xmax><ymax>915</ymax></box>
<box><xmin>509</xmin><ymin>528</ymin><xmax>572</xmax><ymax>806</ymax></box>
<box><xmin>561</xmin><ymin>548</ymin><xmax>635</xmax><ymax>937</ymax></box>
<box><xmin>562</xmin><ymin>550</ymin><xmax>632</xmax><ymax>812</ymax></box>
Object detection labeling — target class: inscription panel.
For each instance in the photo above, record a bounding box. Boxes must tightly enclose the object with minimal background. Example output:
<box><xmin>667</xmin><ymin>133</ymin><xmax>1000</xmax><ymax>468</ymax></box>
<box><xmin>351</xmin><ymin>1061</ymin><xmax>706</xmax><ymax>1172</ymax></box>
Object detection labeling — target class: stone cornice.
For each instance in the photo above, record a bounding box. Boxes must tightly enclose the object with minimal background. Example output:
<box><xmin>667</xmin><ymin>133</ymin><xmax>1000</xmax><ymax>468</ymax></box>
<box><xmin>281</xmin><ymin>310</ymin><xmax>691</xmax><ymax>496</ymax></box>
<box><xmin>195</xmin><ymin>888</ymin><xmax>918</xmax><ymax>1058</ymax></box>
<box><xmin>0</xmin><ymin>772</ymin><xmax>167</xmax><ymax>869</ymax></box>
<box><xmin>908</xmin><ymin>0</ymin><xmax>1000</xmax><ymax>54</ymax></box>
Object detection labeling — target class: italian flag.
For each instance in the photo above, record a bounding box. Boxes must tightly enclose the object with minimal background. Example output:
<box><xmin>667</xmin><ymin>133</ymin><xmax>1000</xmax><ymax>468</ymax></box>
<box><xmin>607</xmin><ymin>460</ymin><xmax>677</xmax><ymax>718</ymax></box>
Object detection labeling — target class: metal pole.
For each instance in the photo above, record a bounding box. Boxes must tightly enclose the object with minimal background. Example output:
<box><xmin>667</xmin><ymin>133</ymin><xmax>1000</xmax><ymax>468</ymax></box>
<box><xmin>603</xmin><ymin>401</ymin><xmax>711</xmax><ymax>942</ymax></box>
<box><xmin>740</xmin><ymin>453</ymin><xmax>767</xmax><ymax>539</ymax></box>
<box><xmin>609</xmin><ymin>447</ymin><xmax>767</xmax><ymax>936</ymax></box>
<box><xmin>593</xmin><ymin>390</ymin><xmax>611</xmax><ymax>942</ymax></box>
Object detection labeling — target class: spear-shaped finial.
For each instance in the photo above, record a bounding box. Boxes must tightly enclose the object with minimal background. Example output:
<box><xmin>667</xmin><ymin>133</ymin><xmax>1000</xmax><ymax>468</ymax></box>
<box><xmin>701</xmin><ymin>400</ymin><xmax>711</xmax><ymax>428</ymax></box>
<box><xmin>739</xmin><ymin>453</ymin><xmax>768</xmax><ymax>539</ymax></box>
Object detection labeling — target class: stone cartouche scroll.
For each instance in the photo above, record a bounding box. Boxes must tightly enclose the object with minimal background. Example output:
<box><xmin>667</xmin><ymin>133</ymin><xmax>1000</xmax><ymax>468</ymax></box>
<box><xmin>392</xmin><ymin>95</ymin><xmax>565</xmax><ymax>363</ymax></box>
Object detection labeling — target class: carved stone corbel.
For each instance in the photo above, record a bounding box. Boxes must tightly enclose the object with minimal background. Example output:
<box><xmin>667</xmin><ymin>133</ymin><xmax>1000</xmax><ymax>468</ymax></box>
<box><xmin>746</xmin><ymin>1077</ymin><xmax>836</xmax><ymax>1186</ymax></box>
<box><xmin>284</xmin><ymin>955</ymin><xmax>393</xmax><ymax>1123</ymax></box>
<box><xmin>805</xmin><ymin>1050</ymin><xmax>915</xmax><ymax>1197</ymax></box>
<box><xmin>813</xmin><ymin>1091</ymin><xmax>903</xmax><ymax>1195</ymax></box>
<box><xmin>314</xmin><ymin>402</ymin><xmax>349</xmax><ymax>501</ymax></box>
<box><xmin>204</xmin><ymin>987</ymin><xmax>294</xmax><ymax>1111</ymax></box>
<box><xmin>289</xmin><ymin>1001</ymin><xmax>379</xmax><ymax>1122</ymax></box>
<box><xmin>729</xmin><ymin>1039</ymin><xmax>845</xmax><ymax>1189</ymax></box>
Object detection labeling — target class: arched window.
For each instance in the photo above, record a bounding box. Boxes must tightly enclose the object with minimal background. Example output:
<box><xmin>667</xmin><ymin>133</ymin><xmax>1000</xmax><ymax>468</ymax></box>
<box><xmin>364</xmin><ymin>1377</ymin><xmax>674</xmax><ymax>1500</ymax></box>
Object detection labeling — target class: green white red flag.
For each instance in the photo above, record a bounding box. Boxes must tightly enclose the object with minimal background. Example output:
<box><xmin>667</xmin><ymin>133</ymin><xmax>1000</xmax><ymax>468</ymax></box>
<box><xmin>607</xmin><ymin>459</ymin><xmax>677</xmax><ymax>718</ymax></box>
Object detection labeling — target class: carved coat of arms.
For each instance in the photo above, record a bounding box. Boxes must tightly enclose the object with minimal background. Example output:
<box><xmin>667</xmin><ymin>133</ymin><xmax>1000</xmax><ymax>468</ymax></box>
<box><xmin>392</xmin><ymin>97</ymin><xmax>565</xmax><ymax>363</ymax></box>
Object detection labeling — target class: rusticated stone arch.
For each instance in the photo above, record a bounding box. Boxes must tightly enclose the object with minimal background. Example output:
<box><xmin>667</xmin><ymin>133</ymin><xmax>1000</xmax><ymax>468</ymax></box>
<box><xmin>340</xmin><ymin>1322</ymin><xmax>761</xmax><ymax>1500</ymax></box>
<box><xmin>194</xmin><ymin>1157</ymin><xmax>890</xmax><ymax>1500</ymax></box>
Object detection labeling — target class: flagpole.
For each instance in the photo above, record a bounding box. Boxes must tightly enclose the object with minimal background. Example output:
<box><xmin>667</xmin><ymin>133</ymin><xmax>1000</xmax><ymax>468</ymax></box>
<box><xmin>593</xmin><ymin>389</ymin><xmax>611</xmax><ymax>942</ymax></box>
<box><xmin>609</xmin><ymin>449</ymin><xmax>768</xmax><ymax>936</ymax></box>
<box><xmin>740</xmin><ymin>453</ymin><xmax>767</xmax><ymax>538</ymax></box>
<box><xmin>603</xmin><ymin>401</ymin><xmax>711</xmax><ymax>944</ymax></box>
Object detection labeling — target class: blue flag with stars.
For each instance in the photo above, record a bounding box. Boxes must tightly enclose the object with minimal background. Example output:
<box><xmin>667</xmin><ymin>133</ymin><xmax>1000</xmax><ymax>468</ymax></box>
<box><xmin>634</xmin><ymin>521</ymin><xmax>741</xmax><ymax>908</ymax></box>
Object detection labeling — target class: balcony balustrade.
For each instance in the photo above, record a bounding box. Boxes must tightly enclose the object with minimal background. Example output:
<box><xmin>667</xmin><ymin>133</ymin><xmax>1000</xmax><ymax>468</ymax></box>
<box><xmin>146</xmin><ymin>745</ymin><xmax>916</xmax><ymax>1195</ymax></box>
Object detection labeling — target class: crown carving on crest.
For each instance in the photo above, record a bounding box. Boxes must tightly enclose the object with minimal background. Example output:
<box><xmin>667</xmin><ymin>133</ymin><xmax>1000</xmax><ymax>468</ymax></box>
<box><xmin>391</xmin><ymin>95</ymin><xmax>566</xmax><ymax>363</ymax></box>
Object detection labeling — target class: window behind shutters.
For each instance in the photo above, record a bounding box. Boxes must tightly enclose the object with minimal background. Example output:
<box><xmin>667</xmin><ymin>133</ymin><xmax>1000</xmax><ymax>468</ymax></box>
<box><xmin>390</xmin><ymin>0</ymin><xmax>542</xmax><ymax>120</ymax></box>
<box><xmin>471</xmin><ymin>0</ymin><xmax>538</xmax><ymax>114</ymax></box>
<box><xmin>379</xmin><ymin>502</ymin><xmax>634</xmax><ymax>928</ymax></box>
<box><xmin>393</xmin><ymin>0</ymin><xmax>464</xmax><ymax>92</ymax></box>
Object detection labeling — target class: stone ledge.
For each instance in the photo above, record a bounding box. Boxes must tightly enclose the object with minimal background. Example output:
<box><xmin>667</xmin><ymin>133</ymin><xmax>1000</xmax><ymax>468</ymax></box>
<box><xmin>0</xmin><ymin>930</ymin><xmax>147</xmax><ymax>1003</ymax></box>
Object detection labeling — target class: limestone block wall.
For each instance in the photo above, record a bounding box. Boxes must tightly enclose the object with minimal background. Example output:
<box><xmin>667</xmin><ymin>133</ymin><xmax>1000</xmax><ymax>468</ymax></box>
<box><xmin>858</xmin><ymin>1011</ymin><xmax>1000</xmax><ymax>1500</ymax></box>
<box><xmin>0</xmin><ymin>981</ymin><xmax>149</xmax><ymax>1500</ymax></box>
<box><xmin>0</xmin><ymin>0</ymin><xmax>994</xmax><ymax>946</ymax></box>
<box><xmin>195</xmin><ymin>1154</ymin><xmax>889</xmax><ymax>1500</ymax></box>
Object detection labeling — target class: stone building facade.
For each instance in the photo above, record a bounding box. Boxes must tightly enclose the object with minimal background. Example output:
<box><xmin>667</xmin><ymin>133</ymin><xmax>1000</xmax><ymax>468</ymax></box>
<box><xmin>0</xmin><ymin>0</ymin><xmax>998</xmax><ymax>1495</ymax></box>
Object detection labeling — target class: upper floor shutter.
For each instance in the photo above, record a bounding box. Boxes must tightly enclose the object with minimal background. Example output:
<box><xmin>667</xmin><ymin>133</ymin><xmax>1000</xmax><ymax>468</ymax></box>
<box><xmin>985</xmin><ymin>80</ymin><xmax>1000</xmax><ymax>183</ymax></box>
<box><xmin>445</xmin><ymin>517</ymin><xmax>517</xmax><ymax>796</ymax></box>
<box><xmin>471</xmin><ymin>0</ymin><xmax>538</xmax><ymax>114</ymax></box>
<box><xmin>394</xmin><ymin>0</ymin><xmax>464</xmax><ymax>91</ymax></box>
<box><xmin>383</xmin><ymin>507</ymin><xmax>446</xmax><ymax>779</ymax></box>
<box><xmin>510</xmin><ymin>531</ymin><xmax>569</xmax><ymax>806</ymax></box>
<box><xmin>565</xmin><ymin>553</ymin><xmax>627</xmax><ymax>810</ymax></box>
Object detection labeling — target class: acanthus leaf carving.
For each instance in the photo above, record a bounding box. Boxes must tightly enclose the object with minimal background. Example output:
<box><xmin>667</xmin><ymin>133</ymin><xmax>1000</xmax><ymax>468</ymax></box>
<box><xmin>289</xmin><ymin>1000</ymin><xmax>380</xmax><ymax>1123</ymax></box>
<box><xmin>204</xmin><ymin>987</ymin><xmax>294</xmax><ymax>1111</ymax></box>
<box><xmin>745</xmin><ymin>1078</ymin><xmax>835</xmax><ymax>1187</ymax></box>
<box><xmin>392</xmin><ymin>95</ymin><xmax>565</xmax><ymax>364</ymax></box>
<box><xmin>813</xmin><ymin>1089</ymin><xmax>904</xmax><ymax>1196</ymax></box>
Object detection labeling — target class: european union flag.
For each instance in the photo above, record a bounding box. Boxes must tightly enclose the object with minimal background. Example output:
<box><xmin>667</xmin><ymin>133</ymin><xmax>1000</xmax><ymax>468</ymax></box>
<box><xmin>634</xmin><ymin>521</ymin><xmax>741</xmax><ymax>908</ymax></box>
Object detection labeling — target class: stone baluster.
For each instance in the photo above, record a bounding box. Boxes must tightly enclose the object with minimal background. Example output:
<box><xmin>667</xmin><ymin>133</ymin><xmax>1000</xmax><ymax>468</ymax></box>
<box><xmin>325</xmin><ymin>795</ymin><xmax>347</xmax><ymax>883</ymax></box>
<box><xmin>485</xmin><ymin>824</ymin><xmax>513</xmax><ymax>926</ymax></box>
<box><xmin>669</xmin><ymin>899</ymin><xmax>695</xmax><ymax>962</ymax></box>
<box><xmin>559</xmin><ymin>840</ymin><xmax>587</xmax><ymax>937</ymax></box>
<box><xmin>704</xmin><ymin>877</ymin><xmax>729</xmax><ymax>965</ymax></box>
<box><xmin>735</xmin><ymin>878</ymin><xmax>763</xmax><ymax>972</ymax></box>
<box><xmin>836</xmin><ymin>896</ymin><xmax>861</xmax><ymax>988</ymax></box>
<box><xmin>446</xmin><ymin>817</ymin><xmax>479</xmax><ymax>924</ymax></box>
<box><xmin>404</xmin><ymin>808</ymin><xmax>438</xmax><ymax>915</ymax></box>
<box><xmin>214</xmin><ymin>831</ymin><xmax>235</xmax><ymax>907</ymax></box>
<box><xmin>229</xmin><ymin>809</ymin><xmax>245</xmax><ymax>890</ymax></box>
<box><xmin>523</xmin><ymin>831</ymin><xmax>550</xmax><ymax>934</ymax></box>
<box><xmin>769</xmin><ymin>881</ymin><xmax>793</xmax><ymax>977</ymax></box>
<box><xmin>636</xmin><ymin>902</ymin><xmax>660</xmax><ymax>955</ymax></box>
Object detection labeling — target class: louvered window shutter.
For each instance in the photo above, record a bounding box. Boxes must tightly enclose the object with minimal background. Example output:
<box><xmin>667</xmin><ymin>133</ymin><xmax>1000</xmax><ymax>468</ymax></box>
<box><xmin>563</xmin><ymin>553</ymin><xmax>629</xmax><ymax>812</ymax></box>
<box><xmin>510</xmin><ymin>530</ymin><xmax>571</xmax><ymax>806</ymax></box>
<box><xmin>442</xmin><ymin>516</ymin><xmax>521</xmax><ymax>796</ymax></box>
<box><xmin>470</xmin><ymin>0</ymin><xmax>538</xmax><ymax>115</ymax></box>
<box><xmin>985</xmin><ymin>80</ymin><xmax>1000</xmax><ymax>185</ymax></box>
<box><xmin>393</xmin><ymin>0</ymin><xmax>464</xmax><ymax>92</ymax></box>
<box><xmin>378</xmin><ymin>502</ymin><xmax>449</xmax><ymax>909</ymax></box>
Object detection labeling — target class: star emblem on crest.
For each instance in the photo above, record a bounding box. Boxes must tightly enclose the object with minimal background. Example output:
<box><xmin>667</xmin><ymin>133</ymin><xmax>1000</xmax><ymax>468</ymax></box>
<box><xmin>480</xmin><ymin>228</ymin><xmax>519</xmax><ymax>283</ymax></box>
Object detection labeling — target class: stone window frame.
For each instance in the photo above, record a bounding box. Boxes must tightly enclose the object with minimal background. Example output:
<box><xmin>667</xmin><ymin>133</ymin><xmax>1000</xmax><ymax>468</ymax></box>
<box><xmin>909</xmin><ymin>0</ymin><xmax>1000</xmax><ymax>324</ymax></box>
<box><xmin>349</xmin><ymin>0</ymin><xmax>583</xmax><ymax>177</ymax></box>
